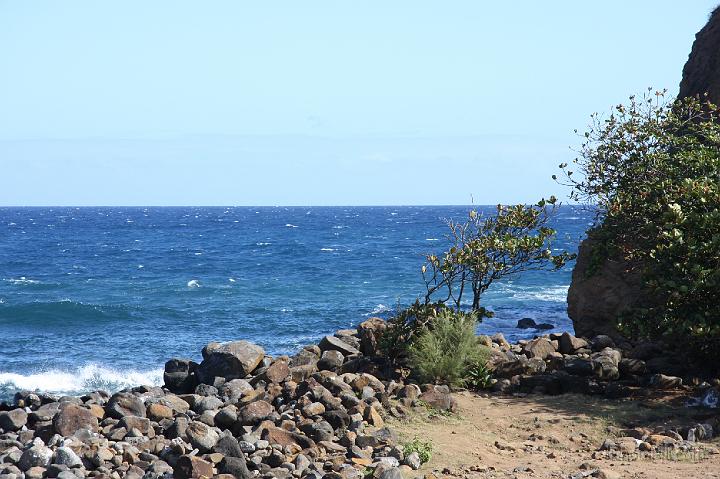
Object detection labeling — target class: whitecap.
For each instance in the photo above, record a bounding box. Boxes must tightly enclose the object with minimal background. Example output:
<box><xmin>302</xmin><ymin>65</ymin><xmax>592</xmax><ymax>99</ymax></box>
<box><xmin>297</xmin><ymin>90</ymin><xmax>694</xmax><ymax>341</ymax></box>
<box><xmin>365</xmin><ymin>304</ymin><xmax>391</xmax><ymax>316</ymax></box>
<box><xmin>285</xmin><ymin>224</ymin><xmax>299</xmax><ymax>228</ymax></box>
<box><xmin>137</xmin><ymin>265</ymin><xmax>144</xmax><ymax>269</ymax></box>
<box><xmin>320</xmin><ymin>248</ymin><xmax>335</xmax><ymax>252</ymax></box>
<box><xmin>4</xmin><ymin>277</ymin><xmax>40</xmax><ymax>285</ymax></box>
<box><xmin>228</xmin><ymin>278</ymin><xmax>236</xmax><ymax>282</ymax></box>
<box><xmin>0</xmin><ymin>364</ymin><xmax>163</xmax><ymax>397</ymax></box>
<box><xmin>425</xmin><ymin>238</ymin><xmax>440</xmax><ymax>241</ymax></box>
<box><xmin>187</xmin><ymin>279</ymin><xmax>201</xmax><ymax>288</ymax></box>
<box><xmin>256</xmin><ymin>242</ymin><xmax>272</xmax><ymax>246</ymax></box>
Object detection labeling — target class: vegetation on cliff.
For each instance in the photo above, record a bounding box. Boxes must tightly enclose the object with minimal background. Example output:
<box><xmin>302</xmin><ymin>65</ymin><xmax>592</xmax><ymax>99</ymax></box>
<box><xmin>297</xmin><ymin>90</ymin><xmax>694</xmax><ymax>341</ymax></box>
<box><xmin>558</xmin><ymin>90</ymin><xmax>720</xmax><ymax>359</ymax></box>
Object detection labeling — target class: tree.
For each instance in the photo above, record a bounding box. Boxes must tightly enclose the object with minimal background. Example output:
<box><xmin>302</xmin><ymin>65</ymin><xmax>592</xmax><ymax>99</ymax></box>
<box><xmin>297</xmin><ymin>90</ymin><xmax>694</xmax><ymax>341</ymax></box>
<box><xmin>422</xmin><ymin>199</ymin><xmax>574</xmax><ymax>312</ymax></box>
<box><xmin>558</xmin><ymin>89</ymin><xmax>720</xmax><ymax>359</ymax></box>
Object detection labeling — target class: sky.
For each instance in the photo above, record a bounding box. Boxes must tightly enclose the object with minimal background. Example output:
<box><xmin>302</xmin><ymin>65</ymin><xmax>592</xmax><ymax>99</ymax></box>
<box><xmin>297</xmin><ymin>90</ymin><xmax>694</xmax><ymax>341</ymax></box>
<box><xmin>0</xmin><ymin>1</ymin><xmax>717</xmax><ymax>206</ymax></box>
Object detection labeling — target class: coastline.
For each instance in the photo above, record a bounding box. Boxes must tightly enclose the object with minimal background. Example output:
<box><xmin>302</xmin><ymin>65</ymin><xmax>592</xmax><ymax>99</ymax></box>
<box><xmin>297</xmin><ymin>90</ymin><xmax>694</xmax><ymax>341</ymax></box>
<box><xmin>1</xmin><ymin>317</ymin><xmax>719</xmax><ymax>479</ymax></box>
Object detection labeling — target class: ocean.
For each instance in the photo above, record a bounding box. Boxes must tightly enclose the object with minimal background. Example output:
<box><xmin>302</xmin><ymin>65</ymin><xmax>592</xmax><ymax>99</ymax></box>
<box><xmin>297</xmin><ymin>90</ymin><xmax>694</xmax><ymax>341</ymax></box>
<box><xmin>0</xmin><ymin>206</ymin><xmax>591</xmax><ymax>401</ymax></box>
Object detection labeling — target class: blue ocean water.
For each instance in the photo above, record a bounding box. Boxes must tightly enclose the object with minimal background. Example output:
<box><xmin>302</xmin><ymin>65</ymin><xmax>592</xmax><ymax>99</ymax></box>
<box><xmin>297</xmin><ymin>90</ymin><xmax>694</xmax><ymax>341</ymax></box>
<box><xmin>0</xmin><ymin>206</ymin><xmax>591</xmax><ymax>400</ymax></box>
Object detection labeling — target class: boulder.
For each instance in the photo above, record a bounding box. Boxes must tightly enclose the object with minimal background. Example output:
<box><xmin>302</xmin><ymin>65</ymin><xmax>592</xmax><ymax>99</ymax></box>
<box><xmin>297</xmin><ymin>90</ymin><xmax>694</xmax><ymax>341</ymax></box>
<box><xmin>218</xmin><ymin>456</ymin><xmax>252</xmax><ymax>479</ymax></box>
<box><xmin>185</xmin><ymin>420</ymin><xmax>219</xmax><ymax>452</ymax></box>
<box><xmin>174</xmin><ymin>454</ymin><xmax>214</xmax><ymax>479</ymax></box>
<box><xmin>318</xmin><ymin>350</ymin><xmax>345</xmax><ymax>370</ymax></box>
<box><xmin>163</xmin><ymin>358</ymin><xmax>199</xmax><ymax>394</ymax></box>
<box><xmin>358</xmin><ymin>317</ymin><xmax>387</xmax><ymax>356</ymax></box>
<box><xmin>558</xmin><ymin>332</ymin><xmax>589</xmax><ymax>355</ymax></box>
<box><xmin>18</xmin><ymin>445</ymin><xmax>53</xmax><ymax>471</ymax></box>
<box><xmin>262</xmin><ymin>426</ymin><xmax>316</xmax><ymax>450</ymax></box>
<box><xmin>197</xmin><ymin>341</ymin><xmax>265</xmax><ymax>383</ymax></box>
<box><xmin>53</xmin><ymin>447</ymin><xmax>82</xmax><ymax>468</ymax></box>
<box><xmin>319</xmin><ymin>335</ymin><xmax>361</xmax><ymax>356</ymax></box>
<box><xmin>418</xmin><ymin>387</ymin><xmax>457</xmax><ymax>412</ymax></box>
<box><xmin>263</xmin><ymin>360</ymin><xmax>290</xmax><ymax>383</ymax></box>
<box><xmin>0</xmin><ymin>409</ymin><xmax>27</xmax><ymax>432</ymax></box>
<box><xmin>52</xmin><ymin>404</ymin><xmax>99</xmax><ymax>436</ymax></box>
<box><xmin>523</xmin><ymin>338</ymin><xmax>556</xmax><ymax>360</ymax></box>
<box><xmin>238</xmin><ymin>400</ymin><xmax>273</xmax><ymax>425</ymax></box>
<box><xmin>107</xmin><ymin>392</ymin><xmax>146</xmax><ymax>419</ymax></box>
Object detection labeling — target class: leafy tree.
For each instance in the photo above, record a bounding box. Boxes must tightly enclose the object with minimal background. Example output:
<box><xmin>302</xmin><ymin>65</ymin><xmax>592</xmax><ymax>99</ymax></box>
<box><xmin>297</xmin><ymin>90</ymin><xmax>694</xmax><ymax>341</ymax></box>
<box><xmin>422</xmin><ymin>200</ymin><xmax>574</xmax><ymax>311</ymax></box>
<box><xmin>558</xmin><ymin>89</ymin><xmax>720</xmax><ymax>358</ymax></box>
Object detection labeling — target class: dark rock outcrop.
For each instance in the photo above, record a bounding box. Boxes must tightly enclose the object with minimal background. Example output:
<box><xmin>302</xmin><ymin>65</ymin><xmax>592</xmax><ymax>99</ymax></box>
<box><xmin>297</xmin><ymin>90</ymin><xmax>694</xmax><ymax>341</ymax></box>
<box><xmin>680</xmin><ymin>7</ymin><xmax>720</xmax><ymax>104</ymax></box>
<box><xmin>567</xmin><ymin>237</ymin><xmax>643</xmax><ymax>340</ymax></box>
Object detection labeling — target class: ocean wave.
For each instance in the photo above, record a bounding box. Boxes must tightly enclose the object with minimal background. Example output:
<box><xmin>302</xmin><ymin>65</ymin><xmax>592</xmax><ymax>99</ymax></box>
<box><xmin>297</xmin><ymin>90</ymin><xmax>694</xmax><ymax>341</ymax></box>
<box><xmin>365</xmin><ymin>303</ymin><xmax>392</xmax><ymax>316</ymax></box>
<box><xmin>0</xmin><ymin>364</ymin><xmax>163</xmax><ymax>400</ymax></box>
<box><xmin>284</xmin><ymin>224</ymin><xmax>299</xmax><ymax>228</ymax></box>
<box><xmin>320</xmin><ymin>248</ymin><xmax>335</xmax><ymax>252</ymax></box>
<box><xmin>509</xmin><ymin>285</ymin><xmax>569</xmax><ymax>302</ymax></box>
<box><xmin>0</xmin><ymin>300</ymin><xmax>133</xmax><ymax>324</ymax></box>
<box><xmin>3</xmin><ymin>277</ymin><xmax>41</xmax><ymax>285</ymax></box>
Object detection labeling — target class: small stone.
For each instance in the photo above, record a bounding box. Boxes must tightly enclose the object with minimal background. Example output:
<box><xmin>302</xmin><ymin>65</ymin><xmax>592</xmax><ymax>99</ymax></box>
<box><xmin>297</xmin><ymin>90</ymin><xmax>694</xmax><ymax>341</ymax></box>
<box><xmin>302</xmin><ymin>402</ymin><xmax>326</xmax><ymax>417</ymax></box>
<box><xmin>53</xmin><ymin>446</ymin><xmax>83</xmax><ymax>467</ymax></box>
<box><xmin>238</xmin><ymin>400</ymin><xmax>273</xmax><ymax>425</ymax></box>
<box><xmin>318</xmin><ymin>335</ymin><xmax>361</xmax><ymax>356</ymax></box>
<box><xmin>318</xmin><ymin>350</ymin><xmax>345</xmax><ymax>370</ymax></box>
<box><xmin>404</xmin><ymin>451</ymin><xmax>421</xmax><ymax>470</ymax></box>
<box><xmin>147</xmin><ymin>403</ymin><xmax>173</xmax><ymax>421</ymax></box>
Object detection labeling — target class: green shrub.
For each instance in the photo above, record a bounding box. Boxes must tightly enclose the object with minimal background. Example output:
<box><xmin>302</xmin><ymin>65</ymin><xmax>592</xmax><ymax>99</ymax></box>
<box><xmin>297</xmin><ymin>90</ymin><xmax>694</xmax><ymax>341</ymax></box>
<box><xmin>559</xmin><ymin>90</ymin><xmax>720</xmax><ymax>360</ymax></box>
<box><xmin>407</xmin><ymin>309</ymin><xmax>488</xmax><ymax>386</ymax></box>
<box><xmin>464</xmin><ymin>359</ymin><xmax>494</xmax><ymax>390</ymax></box>
<box><xmin>379</xmin><ymin>300</ymin><xmax>449</xmax><ymax>363</ymax></box>
<box><xmin>403</xmin><ymin>437</ymin><xmax>433</xmax><ymax>464</ymax></box>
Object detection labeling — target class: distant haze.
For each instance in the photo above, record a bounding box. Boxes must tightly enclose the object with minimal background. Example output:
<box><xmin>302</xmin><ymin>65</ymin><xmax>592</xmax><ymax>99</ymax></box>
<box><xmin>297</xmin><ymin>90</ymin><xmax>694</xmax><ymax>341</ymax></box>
<box><xmin>0</xmin><ymin>1</ymin><xmax>716</xmax><ymax>205</ymax></box>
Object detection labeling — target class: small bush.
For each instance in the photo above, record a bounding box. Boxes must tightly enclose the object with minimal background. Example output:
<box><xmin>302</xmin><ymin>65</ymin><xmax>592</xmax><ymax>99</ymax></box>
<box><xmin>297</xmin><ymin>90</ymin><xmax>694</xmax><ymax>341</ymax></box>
<box><xmin>464</xmin><ymin>359</ymin><xmax>494</xmax><ymax>390</ymax></box>
<box><xmin>407</xmin><ymin>309</ymin><xmax>488</xmax><ymax>386</ymax></box>
<box><xmin>403</xmin><ymin>437</ymin><xmax>433</xmax><ymax>464</ymax></box>
<box><xmin>379</xmin><ymin>300</ymin><xmax>450</xmax><ymax>363</ymax></box>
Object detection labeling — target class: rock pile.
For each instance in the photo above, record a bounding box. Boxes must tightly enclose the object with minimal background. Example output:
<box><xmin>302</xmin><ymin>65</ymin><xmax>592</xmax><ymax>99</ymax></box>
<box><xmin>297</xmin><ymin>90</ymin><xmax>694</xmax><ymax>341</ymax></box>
<box><xmin>0</xmin><ymin>318</ymin><xmax>452</xmax><ymax>479</ymax></box>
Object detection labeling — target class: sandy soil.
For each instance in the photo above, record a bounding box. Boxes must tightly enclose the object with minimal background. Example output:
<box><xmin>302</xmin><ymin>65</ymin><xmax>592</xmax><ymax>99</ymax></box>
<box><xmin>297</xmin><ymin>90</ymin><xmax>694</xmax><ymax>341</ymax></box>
<box><xmin>388</xmin><ymin>391</ymin><xmax>720</xmax><ymax>479</ymax></box>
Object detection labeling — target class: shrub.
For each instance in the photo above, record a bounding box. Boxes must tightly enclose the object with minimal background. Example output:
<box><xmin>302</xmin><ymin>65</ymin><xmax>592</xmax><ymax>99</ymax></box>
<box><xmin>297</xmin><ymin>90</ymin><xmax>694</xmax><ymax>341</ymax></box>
<box><xmin>422</xmin><ymin>201</ymin><xmax>574</xmax><ymax>311</ymax></box>
<box><xmin>378</xmin><ymin>300</ymin><xmax>449</xmax><ymax>363</ymax></box>
<box><xmin>403</xmin><ymin>437</ymin><xmax>433</xmax><ymax>464</ymax></box>
<box><xmin>464</xmin><ymin>359</ymin><xmax>494</xmax><ymax>390</ymax></box>
<box><xmin>558</xmin><ymin>89</ymin><xmax>720</xmax><ymax>360</ymax></box>
<box><xmin>407</xmin><ymin>309</ymin><xmax>488</xmax><ymax>386</ymax></box>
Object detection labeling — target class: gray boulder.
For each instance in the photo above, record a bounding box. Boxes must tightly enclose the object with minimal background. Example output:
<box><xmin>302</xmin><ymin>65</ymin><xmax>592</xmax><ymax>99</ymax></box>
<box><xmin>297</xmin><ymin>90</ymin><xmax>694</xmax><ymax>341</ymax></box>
<box><xmin>197</xmin><ymin>341</ymin><xmax>265</xmax><ymax>383</ymax></box>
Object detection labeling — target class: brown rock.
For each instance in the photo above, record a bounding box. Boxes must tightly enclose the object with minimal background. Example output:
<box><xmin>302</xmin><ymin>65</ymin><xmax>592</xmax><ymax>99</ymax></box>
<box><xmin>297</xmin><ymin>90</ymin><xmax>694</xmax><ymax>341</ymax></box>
<box><xmin>523</xmin><ymin>337</ymin><xmax>556</xmax><ymax>360</ymax></box>
<box><xmin>567</xmin><ymin>237</ymin><xmax>643</xmax><ymax>340</ymax></box>
<box><xmin>147</xmin><ymin>403</ymin><xmax>173</xmax><ymax>421</ymax></box>
<box><xmin>418</xmin><ymin>388</ymin><xmax>457</xmax><ymax>412</ymax></box>
<box><xmin>680</xmin><ymin>7</ymin><xmax>720</xmax><ymax>106</ymax></box>
<box><xmin>197</xmin><ymin>340</ymin><xmax>265</xmax><ymax>383</ymax></box>
<box><xmin>53</xmin><ymin>404</ymin><xmax>99</xmax><ymax>436</ymax></box>
<box><xmin>558</xmin><ymin>332</ymin><xmax>589</xmax><ymax>354</ymax></box>
<box><xmin>238</xmin><ymin>400</ymin><xmax>273</xmax><ymax>425</ymax></box>
<box><xmin>174</xmin><ymin>454</ymin><xmax>214</xmax><ymax>479</ymax></box>
<box><xmin>264</xmin><ymin>360</ymin><xmax>290</xmax><ymax>383</ymax></box>
<box><xmin>358</xmin><ymin>317</ymin><xmax>387</xmax><ymax>356</ymax></box>
<box><xmin>262</xmin><ymin>426</ymin><xmax>316</xmax><ymax>450</ymax></box>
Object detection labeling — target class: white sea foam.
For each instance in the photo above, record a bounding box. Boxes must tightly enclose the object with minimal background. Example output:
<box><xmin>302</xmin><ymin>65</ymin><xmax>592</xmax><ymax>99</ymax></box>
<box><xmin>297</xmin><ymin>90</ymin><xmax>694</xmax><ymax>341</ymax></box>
<box><xmin>256</xmin><ymin>242</ymin><xmax>272</xmax><ymax>246</ymax></box>
<box><xmin>320</xmin><ymin>248</ymin><xmax>335</xmax><ymax>252</ymax></box>
<box><xmin>0</xmin><ymin>364</ymin><xmax>163</xmax><ymax>397</ymax></box>
<box><xmin>425</xmin><ymin>238</ymin><xmax>439</xmax><ymax>241</ymax></box>
<box><xmin>228</xmin><ymin>278</ymin><xmax>236</xmax><ymax>282</ymax></box>
<box><xmin>4</xmin><ymin>277</ymin><xmax>40</xmax><ymax>285</ymax></box>
<box><xmin>285</xmin><ymin>224</ymin><xmax>299</xmax><ymax>228</ymax></box>
<box><xmin>187</xmin><ymin>279</ymin><xmax>201</xmax><ymax>288</ymax></box>
<box><xmin>365</xmin><ymin>303</ymin><xmax>391</xmax><ymax>316</ymax></box>
<box><xmin>510</xmin><ymin>285</ymin><xmax>569</xmax><ymax>302</ymax></box>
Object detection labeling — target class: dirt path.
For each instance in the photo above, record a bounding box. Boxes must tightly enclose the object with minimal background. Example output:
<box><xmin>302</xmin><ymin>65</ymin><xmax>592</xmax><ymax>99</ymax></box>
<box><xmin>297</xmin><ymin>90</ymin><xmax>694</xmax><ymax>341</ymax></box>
<box><xmin>388</xmin><ymin>391</ymin><xmax>720</xmax><ymax>479</ymax></box>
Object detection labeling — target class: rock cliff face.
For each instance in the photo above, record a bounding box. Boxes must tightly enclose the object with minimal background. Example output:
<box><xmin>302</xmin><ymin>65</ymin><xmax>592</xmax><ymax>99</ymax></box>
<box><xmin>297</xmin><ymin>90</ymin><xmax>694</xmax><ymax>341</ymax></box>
<box><xmin>567</xmin><ymin>238</ymin><xmax>643</xmax><ymax>340</ymax></box>
<box><xmin>679</xmin><ymin>7</ymin><xmax>720</xmax><ymax>103</ymax></box>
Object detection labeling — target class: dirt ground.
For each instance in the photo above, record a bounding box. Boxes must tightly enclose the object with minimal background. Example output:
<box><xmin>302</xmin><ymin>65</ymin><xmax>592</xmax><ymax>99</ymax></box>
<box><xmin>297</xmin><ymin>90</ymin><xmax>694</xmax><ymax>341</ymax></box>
<box><xmin>388</xmin><ymin>391</ymin><xmax>720</xmax><ymax>479</ymax></box>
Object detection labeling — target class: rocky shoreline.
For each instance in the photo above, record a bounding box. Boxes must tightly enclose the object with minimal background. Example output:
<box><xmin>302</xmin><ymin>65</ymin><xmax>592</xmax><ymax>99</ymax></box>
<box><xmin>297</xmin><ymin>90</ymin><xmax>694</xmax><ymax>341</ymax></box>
<box><xmin>0</xmin><ymin>318</ymin><xmax>718</xmax><ymax>479</ymax></box>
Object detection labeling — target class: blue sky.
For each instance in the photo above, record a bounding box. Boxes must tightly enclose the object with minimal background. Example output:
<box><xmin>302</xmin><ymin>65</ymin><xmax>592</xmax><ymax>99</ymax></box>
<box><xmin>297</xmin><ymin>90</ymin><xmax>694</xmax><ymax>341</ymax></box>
<box><xmin>0</xmin><ymin>1</ymin><xmax>717</xmax><ymax>205</ymax></box>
